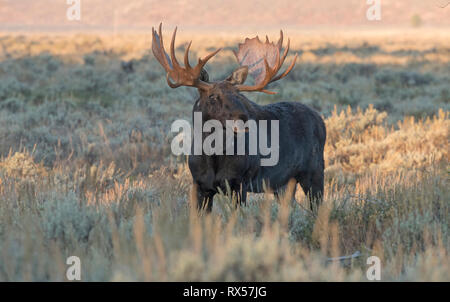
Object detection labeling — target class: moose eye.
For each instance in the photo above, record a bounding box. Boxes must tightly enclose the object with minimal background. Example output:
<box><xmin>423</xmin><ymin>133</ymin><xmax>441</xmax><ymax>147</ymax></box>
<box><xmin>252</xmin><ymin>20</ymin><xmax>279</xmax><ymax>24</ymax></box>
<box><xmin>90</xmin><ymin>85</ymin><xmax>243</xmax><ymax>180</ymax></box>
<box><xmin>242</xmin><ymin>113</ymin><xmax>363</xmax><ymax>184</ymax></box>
<box><xmin>208</xmin><ymin>95</ymin><xmax>221</xmax><ymax>105</ymax></box>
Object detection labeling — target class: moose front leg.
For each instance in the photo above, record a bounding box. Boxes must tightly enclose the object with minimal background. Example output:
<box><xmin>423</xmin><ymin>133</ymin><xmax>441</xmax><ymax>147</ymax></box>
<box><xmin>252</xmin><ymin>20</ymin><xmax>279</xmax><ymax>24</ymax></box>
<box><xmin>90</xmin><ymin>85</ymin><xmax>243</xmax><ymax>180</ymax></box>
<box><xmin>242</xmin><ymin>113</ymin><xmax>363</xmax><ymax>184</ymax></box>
<box><xmin>198</xmin><ymin>192</ymin><xmax>214</xmax><ymax>212</ymax></box>
<box><xmin>191</xmin><ymin>182</ymin><xmax>215</xmax><ymax>213</ymax></box>
<box><xmin>240</xmin><ymin>189</ymin><xmax>248</xmax><ymax>206</ymax></box>
<box><xmin>232</xmin><ymin>184</ymin><xmax>247</xmax><ymax>207</ymax></box>
<box><xmin>274</xmin><ymin>178</ymin><xmax>297</xmax><ymax>205</ymax></box>
<box><xmin>213</xmin><ymin>179</ymin><xmax>247</xmax><ymax>209</ymax></box>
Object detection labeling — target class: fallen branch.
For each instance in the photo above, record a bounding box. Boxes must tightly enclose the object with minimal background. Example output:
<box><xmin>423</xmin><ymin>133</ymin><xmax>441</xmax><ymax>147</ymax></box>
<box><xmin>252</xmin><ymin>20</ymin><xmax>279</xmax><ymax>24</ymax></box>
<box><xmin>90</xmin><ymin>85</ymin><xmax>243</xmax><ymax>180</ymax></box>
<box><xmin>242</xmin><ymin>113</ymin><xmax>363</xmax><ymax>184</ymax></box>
<box><xmin>327</xmin><ymin>251</ymin><xmax>361</xmax><ymax>262</ymax></box>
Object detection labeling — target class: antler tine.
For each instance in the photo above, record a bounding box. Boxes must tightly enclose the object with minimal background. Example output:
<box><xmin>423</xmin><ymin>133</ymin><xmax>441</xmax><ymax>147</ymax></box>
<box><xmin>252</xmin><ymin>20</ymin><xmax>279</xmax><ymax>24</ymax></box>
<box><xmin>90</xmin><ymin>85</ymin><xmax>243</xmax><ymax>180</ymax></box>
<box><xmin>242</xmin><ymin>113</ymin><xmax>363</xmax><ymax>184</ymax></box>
<box><xmin>184</xmin><ymin>40</ymin><xmax>192</xmax><ymax>69</ymax></box>
<box><xmin>170</xmin><ymin>27</ymin><xmax>182</xmax><ymax>71</ymax></box>
<box><xmin>276</xmin><ymin>30</ymin><xmax>284</xmax><ymax>51</ymax></box>
<box><xmin>277</xmin><ymin>35</ymin><xmax>289</xmax><ymax>70</ymax></box>
<box><xmin>151</xmin><ymin>23</ymin><xmax>221</xmax><ymax>90</ymax></box>
<box><xmin>197</xmin><ymin>48</ymin><xmax>222</xmax><ymax>71</ymax></box>
<box><xmin>260</xmin><ymin>58</ymin><xmax>273</xmax><ymax>88</ymax></box>
<box><xmin>233</xmin><ymin>30</ymin><xmax>297</xmax><ymax>94</ymax></box>
<box><xmin>269</xmin><ymin>38</ymin><xmax>295</xmax><ymax>83</ymax></box>
<box><xmin>261</xmin><ymin>55</ymin><xmax>278</xmax><ymax>94</ymax></box>
<box><xmin>270</xmin><ymin>52</ymin><xmax>298</xmax><ymax>83</ymax></box>
<box><xmin>274</xmin><ymin>42</ymin><xmax>281</xmax><ymax>75</ymax></box>
<box><xmin>237</xmin><ymin>58</ymin><xmax>277</xmax><ymax>95</ymax></box>
<box><xmin>157</xmin><ymin>23</ymin><xmax>172</xmax><ymax>69</ymax></box>
<box><xmin>152</xmin><ymin>26</ymin><xmax>166</xmax><ymax>70</ymax></box>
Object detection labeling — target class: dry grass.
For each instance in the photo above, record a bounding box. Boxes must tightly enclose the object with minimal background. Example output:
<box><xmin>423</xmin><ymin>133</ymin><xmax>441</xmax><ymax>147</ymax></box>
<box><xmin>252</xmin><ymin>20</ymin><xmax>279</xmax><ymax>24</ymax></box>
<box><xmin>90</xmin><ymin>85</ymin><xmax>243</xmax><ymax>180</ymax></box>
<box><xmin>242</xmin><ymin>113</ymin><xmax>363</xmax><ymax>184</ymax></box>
<box><xmin>325</xmin><ymin>106</ymin><xmax>449</xmax><ymax>177</ymax></box>
<box><xmin>0</xmin><ymin>30</ymin><xmax>448</xmax><ymax>281</ymax></box>
<box><xmin>0</xmin><ymin>107</ymin><xmax>448</xmax><ymax>281</ymax></box>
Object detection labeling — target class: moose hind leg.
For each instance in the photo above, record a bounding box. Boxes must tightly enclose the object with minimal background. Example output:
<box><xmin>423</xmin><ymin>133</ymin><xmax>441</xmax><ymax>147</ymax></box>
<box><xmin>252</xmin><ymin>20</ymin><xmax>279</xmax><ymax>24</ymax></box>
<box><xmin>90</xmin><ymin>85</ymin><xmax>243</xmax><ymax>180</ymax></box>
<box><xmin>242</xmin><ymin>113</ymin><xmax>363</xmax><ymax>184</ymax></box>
<box><xmin>236</xmin><ymin>186</ymin><xmax>247</xmax><ymax>206</ymax></box>
<box><xmin>297</xmin><ymin>173</ymin><xmax>311</xmax><ymax>198</ymax></box>
<box><xmin>297</xmin><ymin>172</ymin><xmax>316</xmax><ymax>211</ymax></box>
<box><xmin>297</xmin><ymin>169</ymin><xmax>324</xmax><ymax>212</ymax></box>
<box><xmin>198</xmin><ymin>192</ymin><xmax>214</xmax><ymax>212</ymax></box>
<box><xmin>193</xmin><ymin>183</ymin><xmax>215</xmax><ymax>213</ymax></box>
<box><xmin>309</xmin><ymin>169</ymin><xmax>324</xmax><ymax>212</ymax></box>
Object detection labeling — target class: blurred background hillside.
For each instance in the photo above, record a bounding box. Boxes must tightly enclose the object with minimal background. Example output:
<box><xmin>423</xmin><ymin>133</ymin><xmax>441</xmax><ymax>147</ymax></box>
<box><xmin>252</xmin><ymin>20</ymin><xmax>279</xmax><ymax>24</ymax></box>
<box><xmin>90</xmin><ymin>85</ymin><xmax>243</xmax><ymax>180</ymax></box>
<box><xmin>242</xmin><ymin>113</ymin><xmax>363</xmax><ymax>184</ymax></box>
<box><xmin>1</xmin><ymin>0</ymin><xmax>449</xmax><ymax>31</ymax></box>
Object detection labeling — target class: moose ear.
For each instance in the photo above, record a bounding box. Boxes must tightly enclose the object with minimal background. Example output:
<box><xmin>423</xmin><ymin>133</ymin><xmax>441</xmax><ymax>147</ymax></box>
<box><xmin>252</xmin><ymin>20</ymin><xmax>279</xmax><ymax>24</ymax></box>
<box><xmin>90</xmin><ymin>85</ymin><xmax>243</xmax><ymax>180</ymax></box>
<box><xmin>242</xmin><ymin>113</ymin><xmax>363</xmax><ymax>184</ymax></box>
<box><xmin>226</xmin><ymin>66</ymin><xmax>248</xmax><ymax>85</ymax></box>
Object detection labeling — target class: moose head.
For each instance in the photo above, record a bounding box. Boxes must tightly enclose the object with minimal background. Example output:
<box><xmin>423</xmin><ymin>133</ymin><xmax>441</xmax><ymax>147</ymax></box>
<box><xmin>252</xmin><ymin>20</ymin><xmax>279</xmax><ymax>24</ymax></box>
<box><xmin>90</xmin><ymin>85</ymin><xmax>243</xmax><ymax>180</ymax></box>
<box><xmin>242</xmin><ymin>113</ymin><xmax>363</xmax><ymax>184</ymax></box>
<box><xmin>151</xmin><ymin>24</ymin><xmax>297</xmax><ymax>126</ymax></box>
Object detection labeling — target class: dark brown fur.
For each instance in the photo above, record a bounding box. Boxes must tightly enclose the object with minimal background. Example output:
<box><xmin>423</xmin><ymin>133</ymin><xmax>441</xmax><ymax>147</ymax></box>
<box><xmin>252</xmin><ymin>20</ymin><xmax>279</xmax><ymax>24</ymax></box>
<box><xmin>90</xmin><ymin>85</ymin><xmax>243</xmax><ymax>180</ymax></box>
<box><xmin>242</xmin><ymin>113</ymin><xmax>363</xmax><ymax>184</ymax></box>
<box><xmin>188</xmin><ymin>79</ymin><xmax>326</xmax><ymax>212</ymax></box>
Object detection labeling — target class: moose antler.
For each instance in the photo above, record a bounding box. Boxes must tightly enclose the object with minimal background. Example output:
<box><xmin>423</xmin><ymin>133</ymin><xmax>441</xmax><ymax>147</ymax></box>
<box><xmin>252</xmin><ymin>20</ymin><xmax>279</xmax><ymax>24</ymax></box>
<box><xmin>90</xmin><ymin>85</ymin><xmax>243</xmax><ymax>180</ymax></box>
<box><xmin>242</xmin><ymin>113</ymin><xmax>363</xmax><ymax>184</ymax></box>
<box><xmin>152</xmin><ymin>23</ymin><xmax>221</xmax><ymax>90</ymax></box>
<box><xmin>233</xmin><ymin>31</ymin><xmax>297</xmax><ymax>94</ymax></box>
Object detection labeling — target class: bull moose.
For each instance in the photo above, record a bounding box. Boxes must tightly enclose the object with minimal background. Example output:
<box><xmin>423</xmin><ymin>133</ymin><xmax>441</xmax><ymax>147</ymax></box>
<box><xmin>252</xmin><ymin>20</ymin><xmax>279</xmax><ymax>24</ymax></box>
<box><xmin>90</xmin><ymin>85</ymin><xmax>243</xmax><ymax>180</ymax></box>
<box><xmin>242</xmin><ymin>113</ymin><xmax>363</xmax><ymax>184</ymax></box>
<box><xmin>152</xmin><ymin>24</ymin><xmax>326</xmax><ymax>212</ymax></box>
